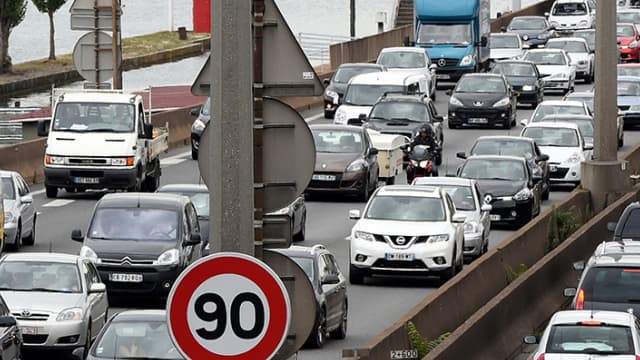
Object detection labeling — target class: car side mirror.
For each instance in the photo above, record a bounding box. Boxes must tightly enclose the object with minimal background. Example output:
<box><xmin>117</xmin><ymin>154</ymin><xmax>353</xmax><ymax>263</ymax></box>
<box><xmin>456</xmin><ymin>152</ymin><xmax>467</xmax><ymax>159</ymax></box>
<box><xmin>190</xmin><ymin>107</ymin><xmax>199</xmax><ymax>117</ymax></box>
<box><xmin>607</xmin><ymin>222</ymin><xmax>617</xmax><ymax>232</ymax></box>
<box><xmin>185</xmin><ymin>232</ymin><xmax>201</xmax><ymax>246</ymax></box>
<box><xmin>321</xmin><ymin>274</ymin><xmax>340</xmax><ymax>285</ymax></box>
<box><xmin>563</xmin><ymin>288</ymin><xmax>577</xmax><ymax>297</ymax></box>
<box><xmin>452</xmin><ymin>213</ymin><xmax>466</xmax><ymax>223</ymax></box>
<box><xmin>71</xmin><ymin>347</ymin><xmax>85</xmax><ymax>360</ymax></box>
<box><xmin>369</xmin><ymin>147</ymin><xmax>379</xmax><ymax>156</ymax></box>
<box><xmin>433</xmin><ymin>116</ymin><xmax>444</xmax><ymax>123</ymax></box>
<box><xmin>544</xmin><ymin>11</ymin><xmax>550</xmax><ymax>18</ymax></box>
<box><xmin>522</xmin><ymin>44</ymin><xmax>530</xmax><ymax>49</ymax></box>
<box><xmin>536</xmin><ymin>154</ymin><xmax>550</xmax><ymax>162</ymax></box>
<box><xmin>573</xmin><ymin>261</ymin><xmax>585</xmax><ymax>271</ymax></box>
<box><xmin>358</xmin><ymin>113</ymin><xmax>368</xmax><ymax>123</ymax></box>
<box><xmin>37</xmin><ymin>119</ymin><xmax>50</xmax><ymax>137</ymax></box>
<box><xmin>523</xmin><ymin>335</ymin><xmax>538</xmax><ymax>345</ymax></box>
<box><xmin>445</xmin><ymin>89</ymin><xmax>453</xmax><ymax>96</ymax></box>
<box><xmin>500</xmin><ymin>26</ymin><xmax>506</xmax><ymax>33</ymax></box>
<box><xmin>323</xmin><ymin>78</ymin><xmax>331</xmax><ymax>85</ymax></box>
<box><xmin>0</xmin><ymin>316</ymin><xmax>16</xmax><ymax>328</ymax></box>
<box><xmin>71</xmin><ymin>229</ymin><xmax>84</xmax><ymax>242</ymax></box>
<box><xmin>520</xmin><ymin>119</ymin><xmax>528</xmax><ymax>127</ymax></box>
<box><xmin>89</xmin><ymin>283</ymin><xmax>106</xmax><ymax>294</ymax></box>
<box><xmin>583</xmin><ymin>143</ymin><xmax>593</xmax><ymax>151</ymax></box>
<box><xmin>481</xmin><ymin>204</ymin><xmax>492</xmax><ymax>212</ymax></box>
<box><xmin>20</xmin><ymin>195</ymin><xmax>33</xmax><ymax>204</ymax></box>
<box><xmin>429</xmin><ymin>64</ymin><xmax>438</xmax><ymax>72</ymax></box>
<box><xmin>349</xmin><ymin>209</ymin><xmax>361</xmax><ymax>220</ymax></box>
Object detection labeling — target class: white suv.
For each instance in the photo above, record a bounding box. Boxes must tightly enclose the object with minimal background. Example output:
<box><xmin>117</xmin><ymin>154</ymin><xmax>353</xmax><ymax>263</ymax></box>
<box><xmin>376</xmin><ymin>47</ymin><xmax>437</xmax><ymax>100</ymax></box>
<box><xmin>348</xmin><ymin>185</ymin><xmax>465</xmax><ymax>285</ymax></box>
<box><xmin>546</xmin><ymin>0</ymin><xmax>596</xmax><ymax>32</ymax></box>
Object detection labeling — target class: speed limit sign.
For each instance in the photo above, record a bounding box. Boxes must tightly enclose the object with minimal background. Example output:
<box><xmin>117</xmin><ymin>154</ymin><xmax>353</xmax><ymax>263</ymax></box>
<box><xmin>167</xmin><ymin>252</ymin><xmax>291</xmax><ymax>360</ymax></box>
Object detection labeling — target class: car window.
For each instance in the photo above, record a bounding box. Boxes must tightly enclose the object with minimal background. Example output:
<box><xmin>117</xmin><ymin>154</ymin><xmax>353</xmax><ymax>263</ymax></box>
<box><xmin>334</xmin><ymin>67</ymin><xmax>382</xmax><ymax>83</ymax></box>
<box><xmin>522</xmin><ymin>127</ymin><xmax>580</xmax><ymax>147</ymax></box>
<box><xmin>532</xmin><ymin>105</ymin><xmax>588</xmax><ymax>122</ymax></box>
<box><xmin>86</xmin><ymin>261</ymin><xmax>101</xmax><ymax>285</ymax></box>
<box><xmin>378</xmin><ymin>52</ymin><xmax>426</xmax><ymax>69</ymax></box>
<box><xmin>186</xmin><ymin>204</ymin><xmax>200</xmax><ymax>235</ymax></box>
<box><xmin>93</xmin><ymin>321</ymin><xmax>181</xmax><ymax>359</ymax></box>
<box><xmin>318</xmin><ymin>255</ymin><xmax>329</xmax><ymax>278</ymax></box>
<box><xmin>289</xmin><ymin>256</ymin><xmax>314</xmax><ymax>281</ymax></box>
<box><xmin>326</xmin><ymin>254</ymin><xmax>342</xmax><ymax>275</ymax></box>
<box><xmin>509</xmin><ymin>18</ymin><xmax>547</xmax><ymax>30</ymax></box>
<box><xmin>89</xmin><ymin>208</ymin><xmax>180</xmax><ymax>241</ymax></box>
<box><xmin>582</xmin><ymin>266</ymin><xmax>640</xmax><ymax>303</ymax></box>
<box><xmin>546</xmin><ymin>40</ymin><xmax>588</xmax><ymax>53</ymax></box>
<box><xmin>0</xmin><ymin>177</ymin><xmax>14</xmax><ymax>200</ymax></box>
<box><xmin>620</xmin><ymin>208</ymin><xmax>640</xmax><ymax>238</ymax></box>
<box><xmin>369</xmin><ymin>102</ymin><xmax>430</xmax><ymax>122</ymax></box>
<box><xmin>0</xmin><ymin>296</ymin><xmax>9</xmax><ymax>316</ymax></box>
<box><xmin>523</xmin><ymin>52</ymin><xmax>567</xmax><ymax>66</ymax></box>
<box><xmin>552</xmin><ymin>2</ymin><xmax>588</xmax><ymax>16</ymax></box>
<box><xmin>492</xmin><ymin>63</ymin><xmax>536</xmax><ymax>77</ymax></box>
<box><xmin>365</xmin><ymin>195</ymin><xmax>445</xmax><ymax>222</ymax></box>
<box><xmin>455</xmin><ymin>77</ymin><xmax>506</xmax><ymax>93</ymax></box>
<box><xmin>312</xmin><ymin>129</ymin><xmax>364</xmax><ymax>154</ymax></box>
<box><xmin>343</xmin><ymin>84</ymin><xmax>406</xmax><ymax>106</ymax></box>
<box><xmin>471</xmin><ymin>140</ymin><xmax>535</xmax><ymax>159</ymax></box>
<box><xmin>618</xmin><ymin>81</ymin><xmax>640</xmax><ymax>96</ymax></box>
<box><xmin>545</xmin><ymin>324</ymin><xmax>634</xmax><ymax>354</ymax></box>
<box><xmin>460</xmin><ymin>159</ymin><xmax>527</xmax><ymax>181</ymax></box>
<box><xmin>490</xmin><ymin>35</ymin><xmax>520</xmax><ymax>49</ymax></box>
<box><xmin>618</xmin><ymin>25</ymin><xmax>636</xmax><ymax>37</ymax></box>
<box><xmin>0</xmin><ymin>261</ymin><xmax>82</xmax><ymax>293</ymax></box>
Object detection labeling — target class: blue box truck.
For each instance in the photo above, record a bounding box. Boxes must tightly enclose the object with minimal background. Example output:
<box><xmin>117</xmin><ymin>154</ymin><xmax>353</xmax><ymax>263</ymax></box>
<box><xmin>415</xmin><ymin>0</ymin><xmax>491</xmax><ymax>84</ymax></box>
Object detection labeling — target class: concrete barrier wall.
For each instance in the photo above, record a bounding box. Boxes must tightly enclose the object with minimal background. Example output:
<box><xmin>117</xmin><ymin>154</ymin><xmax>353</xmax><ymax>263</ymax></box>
<box><xmin>0</xmin><ymin>137</ymin><xmax>47</xmax><ymax>184</ymax></box>
<box><xmin>426</xmin><ymin>190</ymin><xmax>638</xmax><ymax>360</ymax></box>
<box><xmin>343</xmin><ymin>190</ymin><xmax>591</xmax><ymax>360</ymax></box>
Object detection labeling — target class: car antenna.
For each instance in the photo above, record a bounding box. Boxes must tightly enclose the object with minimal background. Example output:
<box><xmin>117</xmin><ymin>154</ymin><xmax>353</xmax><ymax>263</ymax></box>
<box><xmin>48</xmin><ymin>237</ymin><xmax>53</xmax><ymax>253</ymax></box>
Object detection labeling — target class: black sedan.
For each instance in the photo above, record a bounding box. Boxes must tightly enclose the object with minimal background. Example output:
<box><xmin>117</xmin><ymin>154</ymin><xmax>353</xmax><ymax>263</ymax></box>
<box><xmin>490</xmin><ymin>60</ymin><xmax>545</xmax><ymax>107</ymax></box>
<box><xmin>189</xmin><ymin>97</ymin><xmax>210</xmax><ymax>160</ymax></box>
<box><xmin>457</xmin><ymin>155</ymin><xmax>542</xmax><ymax>228</ymax></box>
<box><xmin>505</xmin><ymin>16</ymin><xmax>556</xmax><ymax>48</ymax></box>
<box><xmin>447</xmin><ymin>73</ymin><xmax>517</xmax><ymax>129</ymax></box>
<box><xmin>323</xmin><ymin>63</ymin><xmax>386</xmax><ymax>118</ymax></box>
<box><xmin>457</xmin><ymin>136</ymin><xmax>550</xmax><ymax>200</ymax></box>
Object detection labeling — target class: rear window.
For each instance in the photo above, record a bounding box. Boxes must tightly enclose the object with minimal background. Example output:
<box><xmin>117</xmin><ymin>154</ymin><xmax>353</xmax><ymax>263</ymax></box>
<box><xmin>582</xmin><ymin>266</ymin><xmax>640</xmax><ymax>303</ymax></box>
<box><xmin>0</xmin><ymin>178</ymin><xmax>14</xmax><ymax>200</ymax></box>
<box><xmin>546</xmin><ymin>323</ymin><xmax>634</xmax><ymax>354</ymax></box>
<box><xmin>621</xmin><ymin>208</ymin><xmax>640</xmax><ymax>238</ymax></box>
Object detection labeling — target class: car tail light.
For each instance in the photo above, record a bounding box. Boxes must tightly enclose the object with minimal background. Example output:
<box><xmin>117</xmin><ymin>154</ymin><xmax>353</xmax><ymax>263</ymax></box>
<box><xmin>624</xmin><ymin>269</ymin><xmax>640</xmax><ymax>273</ymax></box>
<box><xmin>536</xmin><ymin>354</ymin><xmax>544</xmax><ymax>360</ymax></box>
<box><xmin>576</xmin><ymin>288</ymin><xmax>585</xmax><ymax>310</ymax></box>
<box><xmin>580</xmin><ymin>321</ymin><xmax>602</xmax><ymax>326</ymax></box>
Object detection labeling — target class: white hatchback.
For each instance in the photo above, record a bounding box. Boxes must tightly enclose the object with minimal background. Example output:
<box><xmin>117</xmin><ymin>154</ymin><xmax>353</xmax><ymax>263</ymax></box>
<box><xmin>348</xmin><ymin>185</ymin><xmax>465</xmax><ymax>285</ymax></box>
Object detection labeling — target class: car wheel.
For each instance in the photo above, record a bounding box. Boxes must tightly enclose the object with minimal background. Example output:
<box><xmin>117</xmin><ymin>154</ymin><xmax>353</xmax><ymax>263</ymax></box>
<box><xmin>448</xmin><ymin>122</ymin><xmax>457</xmax><ymax>129</ymax></box>
<box><xmin>542</xmin><ymin>183</ymin><xmax>550</xmax><ymax>201</ymax></box>
<box><xmin>455</xmin><ymin>245</ymin><xmax>464</xmax><ymax>273</ymax></box>
<box><xmin>349</xmin><ymin>264</ymin><xmax>365</xmax><ymax>285</ymax></box>
<box><xmin>23</xmin><ymin>215</ymin><xmax>36</xmax><ymax>246</ymax></box>
<box><xmin>83</xmin><ymin>324</ymin><xmax>91</xmax><ymax>358</ymax></box>
<box><xmin>358</xmin><ymin>176</ymin><xmax>370</xmax><ymax>202</ymax></box>
<box><xmin>324</xmin><ymin>109</ymin><xmax>335</xmax><ymax>119</ymax></box>
<box><xmin>503</xmin><ymin>117</ymin><xmax>512</xmax><ymax>129</ymax></box>
<box><xmin>439</xmin><ymin>245</ymin><xmax>457</xmax><ymax>285</ymax></box>
<box><xmin>45</xmin><ymin>185</ymin><xmax>57</xmax><ymax>199</ymax></box>
<box><xmin>293</xmin><ymin>214</ymin><xmax>306</xmax><ymax>242</ymax></box>
<box><xmin>12</xmin><ymin>224</ymin><xmax>21</xmax><ymax>251</ymax></box>
<box><xmin>619</xmin><ymin>135</ymin><xmax>624</xmax><ymax>148</ymax></box>
<box><xmin>431</xmin><ymin>89</ymin><xmax>436</xmax><ymax>101</ymax></box>
<box><xmin>330</xmin><ymin>301</ymin><xmax>348</xmax><ymax>339</ymax></box>
<box><xmin>306</xmin><ymin>309</ymin><xmax>326</xmax><ymax>348</ymax></box>
<box><xmin>191</xmin><ymin>139</ymin><xmax>199</xmax><ymax>160</ymax></box>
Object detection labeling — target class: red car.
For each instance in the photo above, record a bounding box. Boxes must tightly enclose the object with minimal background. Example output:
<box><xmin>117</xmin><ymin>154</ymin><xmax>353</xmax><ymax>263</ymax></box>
<box><xmin>618</xmin><ymin>22</ymin><xmax>640</xmax><ymax>63</ymax></box>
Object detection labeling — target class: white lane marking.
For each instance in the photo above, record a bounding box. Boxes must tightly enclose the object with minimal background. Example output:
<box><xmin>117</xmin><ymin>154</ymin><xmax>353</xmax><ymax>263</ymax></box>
<box><xmin>30</xmin><ymin>189</ymin><xmax>46</xmax><ymax>196</ymax></box>
<box><xmin>160</xmin><ymin>150</ymin><xmax>191</xmax><ymax>167</ymax></box>
<box><xmin>42</xmin><ymin>199</ymin><xmax>74</xmax><ymax>208</ymax></box>
<box><xmin>305</xmin><ymin>113</ymin><xmax>325</xmax><ymax>123</ymax></box>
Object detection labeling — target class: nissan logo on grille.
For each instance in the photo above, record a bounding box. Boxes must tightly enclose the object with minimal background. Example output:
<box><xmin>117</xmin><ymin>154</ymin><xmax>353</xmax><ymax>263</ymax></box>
<box><xmin>396</xmin><ymin>236</ymin><xmax>406</xmax><ymax>245</ymax></box>
<box><xmin>437</xmin><ymin>58</ymin><xmax>447</xmax><ymax>67</ymax></box>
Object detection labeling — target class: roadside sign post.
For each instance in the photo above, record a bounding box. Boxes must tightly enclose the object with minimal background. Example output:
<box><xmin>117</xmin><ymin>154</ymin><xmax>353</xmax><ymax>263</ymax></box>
<box><xmin>167</xmin><ymin>253</ymin><xmax>291</xmax><ymax>360</ymax></box>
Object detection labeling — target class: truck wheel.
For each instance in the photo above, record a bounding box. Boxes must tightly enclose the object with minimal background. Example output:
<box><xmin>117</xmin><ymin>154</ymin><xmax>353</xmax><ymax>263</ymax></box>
<box><xmin>143</xmin><ymin>174</ymin><xmax>160</xmax><ymax>192</ymax></box>
<box><xmin>45</xmin><ymin>186</ymin><xmax>57</xmax><ymax>199</ymax></box>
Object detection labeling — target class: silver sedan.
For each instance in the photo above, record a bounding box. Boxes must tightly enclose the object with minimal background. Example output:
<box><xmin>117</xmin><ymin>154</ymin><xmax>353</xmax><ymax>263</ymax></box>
<box><xmin>0</xmin><ymin>253</ymin><xmax>108</xmax><ymax>358</ymax></box>
<box><xmin>1</xmin><ymin>170</ymin><xmax>36</xmax><ymax>250</ymax></box>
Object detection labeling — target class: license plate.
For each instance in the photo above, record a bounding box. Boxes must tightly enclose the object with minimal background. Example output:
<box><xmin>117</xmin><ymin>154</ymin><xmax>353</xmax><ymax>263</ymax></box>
<box><xmin>385</xmin><ymin>253</ymin><xmax>415</xmax><ymax>261</ymax></box>
<box><xmin>312</xmin><ymin>174</ymin><xmax>336</xmax><ymax>181</ymax></box>
<box><xmin>550</xmin><ymin>165</ymin><xmax>558</xmax><ymax>172</ymax></box>
<box><xmin>109</xmin><ymin>273</ymin><xmax>143</xmax><ymax>283</ymax></box>
<box><xmin>436</xmin><ymin>74</ymin><xmax>450</xmax><ymax>79</ymax></box>
<box><xmin>73</xmin><ymin>177</ymin><xmax>99</xmax><ymax>184</ymax></box>
<box><xmin>20</xmin><ymin>326</ymin><xmax>39</xmax><ymax>335</ymax></box>
<box><xmin>469</xmin><ymin>118</ymin><xmax>488</xmax><ymax>124</ymax></box>
<box><xmin>490</xmin><ymin>214</ymin><xmax>501</xmax><ymax>221</ymax></box>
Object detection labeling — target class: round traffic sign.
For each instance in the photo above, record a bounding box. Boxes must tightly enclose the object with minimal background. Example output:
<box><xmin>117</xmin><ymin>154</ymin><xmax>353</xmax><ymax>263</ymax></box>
<box><xmin>167</xmin><ymin>252</ymin><xmax>291</xmax><ymax>360</ymax></box>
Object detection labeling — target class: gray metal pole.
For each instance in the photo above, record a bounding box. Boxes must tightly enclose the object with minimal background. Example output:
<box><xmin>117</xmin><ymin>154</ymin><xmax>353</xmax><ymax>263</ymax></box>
<box><xmin>209</xmin><ymin>0</ymin><xmax>254</xmax><ymax>255</ymax></box>
<box><xmin>350</xmin><ymin>0</ymin><xmax>356</xmax><ymax>38</ymax></box>
<box><xmin>593</xmin><ymin>0</ymin><xmax>617</xmax><ymax>161</ymax></box>
<box><xmin>111</xmin><ymin>0</ymin><xmax>121</xmax><ymax>89</ymax></box>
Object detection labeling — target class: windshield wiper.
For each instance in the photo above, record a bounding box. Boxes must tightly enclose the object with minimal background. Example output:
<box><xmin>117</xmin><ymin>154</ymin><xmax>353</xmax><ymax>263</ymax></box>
<box><xmin>481</xmin><ymin>177</ymin><xmax>514</xmax><ymax>181</ymax></box>
<box><xmin>389</xmin><ymin>117</ymin><xmax>420</xmax><ymax>123</ymax></box>
<box><xmin>368</xmin><ymin>116</ymin><xmax>387</xmax><ymax>121</ymax></box>
<box><xmin>83</xmin><ymin>128</ymin><xmax>120</xmax><ymax>133</ymax></box>
<box><xmin>17</xmin><ymin>288</ymin><xmax>74</xmax><ymax>293</ymax></box>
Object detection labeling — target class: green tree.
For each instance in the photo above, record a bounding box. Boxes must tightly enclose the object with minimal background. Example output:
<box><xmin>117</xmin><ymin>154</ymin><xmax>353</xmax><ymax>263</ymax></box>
<box><xmin>0</xmin><ymin>0</ymin><xmax>27</xmax><ymax>73</ymax></box>
<box><xmin>32</xmin><ymin>0</ymin><xmax>67</xmax><ymax>60</ymax></box>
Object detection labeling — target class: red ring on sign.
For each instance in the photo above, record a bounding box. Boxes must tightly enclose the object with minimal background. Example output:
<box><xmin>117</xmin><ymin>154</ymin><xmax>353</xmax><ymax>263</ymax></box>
<box><xmin>168</xmin><ymin>255</ymin><xmax>288</xmax><ymax>360</ymax></box>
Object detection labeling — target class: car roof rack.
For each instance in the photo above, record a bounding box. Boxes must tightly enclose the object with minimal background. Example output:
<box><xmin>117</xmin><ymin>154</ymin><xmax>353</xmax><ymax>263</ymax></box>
<box><xmin>595</xmin><ymin>240</ymin><xmax>640</xmax><ymax>258</ymax></box>
<box><xmin>310</xmin><ymin>244</ymin><xmax>327</xmax><ymax>254</ymax></box>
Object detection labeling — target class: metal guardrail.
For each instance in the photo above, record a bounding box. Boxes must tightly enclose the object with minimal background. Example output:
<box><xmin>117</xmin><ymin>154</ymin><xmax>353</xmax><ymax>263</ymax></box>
<box><xmin>297</xmin><ymin>32</ymin><xmax>353</xmax><ymax>65</ymax></box>
<box><xmin>0</xmin><ymin>120</ymin><xmax>23</xmax><ymax>145</ymax></box>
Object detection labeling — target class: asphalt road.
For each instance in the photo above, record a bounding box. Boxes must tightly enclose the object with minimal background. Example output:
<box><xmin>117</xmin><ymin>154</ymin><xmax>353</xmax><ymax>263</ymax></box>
<box><xmin>18</xmin><ymin>81</ymin><xmax>638</xmax><ymax>360</ymax></box>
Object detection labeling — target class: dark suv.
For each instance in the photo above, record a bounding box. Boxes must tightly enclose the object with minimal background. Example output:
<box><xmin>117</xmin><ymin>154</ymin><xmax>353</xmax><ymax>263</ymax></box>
<box><xmin>273</xmin><ymin>245</ymin><xmax>347</xmax><ymax>349</ymax></box>
<box><xmin>189</xmin><ymin>97</ymin><xmax>210</xmax><ymax>160</ymax></box>
<box><xmin>608</xmin><ymin>202</ymin><xmax>640</xmax><ymax>242</ymax></box>
<box><xmin>72</xmin><ymin>193</ymin><xmax>203</xmax><ymax>299</ymax></box>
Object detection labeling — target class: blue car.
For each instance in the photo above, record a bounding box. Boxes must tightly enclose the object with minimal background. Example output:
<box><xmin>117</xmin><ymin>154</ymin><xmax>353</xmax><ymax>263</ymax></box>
<box><xmin>616</xmin><ymin>76</ymin><xmax>640</xmax><ymax>129</ymax></box>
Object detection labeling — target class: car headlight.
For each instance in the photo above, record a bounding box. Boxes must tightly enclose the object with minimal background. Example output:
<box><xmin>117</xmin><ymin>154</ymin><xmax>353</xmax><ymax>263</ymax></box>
<box><xmin>460</xmin><ymin>54</ymin><xmax>475</xmax><ymax>66</ymax></box>
<box><xmin>3</xmin><ymin>212</ymin><xmax>14</xmax><ymax>224</ymax></box>
<box><xmin>325</xmin><ymin>90</ymin><xmax>339</xmax><ymax>104</ymax></box>
<box><xmin>550</xmin><ymin>72</ymin><xmax>568</xmax><ymax>80</ymax></box>
<box><xmin>45</xmin><ymin>155</ymin><xmax>66</xmax><ymax>165</ymax></box>
<box><xmin>493</xmin><ymin>97</ymin><xmax>510</xmax><ymax>107</ymax></box>
<box><xmin>192</xmin><ymin>118</ymin><xmax>206</xmax><ymax>132</ymax></box>
<box><xmin>449</xmin><ymin>96</ymin><xmax>463</xmax><ymax>107</ymax></box>
<box><xmin>335</xmin><ymin>109</ymin><xmax>347</xmax><ymax>125</ymax></box>
<box><xmin>270</xmin><ymin>207</ymin><xmax>290</xmax><ymax>215</ymax></box>
<box><xmin>110</xmin><ymin>157</ymin><xmax>135</xmax><ymax>166</ymax></box>
<box><xmin>630</xmin><ymin>41</ymin><xmax>639</xmax><ymax>49</ymax></box>
<box><xmin>629</xmin><ymin>105</ymin><xmax>640</xmax><ymax>112</ymax></box>
<box><xmin>346</xmin><ymin>160</ymin><xmax>367</xmax><ymax>172</ymax></box>
<box><xmin>57</xmin><ymin>307</ymin><xmax>83</xmax><ymax>322</ymax></box>
<box><xmin>427</xmin><ymin>234</ymin><xmax>449</xmax><ymax>243</ymax></box>
<box><xmin>419</xmin><ymin>160</ymin><xmax>429</xmax><ymax>168</ymax></box>
<box><xmin>550</xmin><ymin>22</ymin><xmax>559</xmax><ymax>29</ymax></box>
<box><xmin>522</xmin><ymin>85</ymin><xmax>534</xmax><ymax>91</ymax></box>
<box><xmin>354</xmin><ymin>231</ymin><xmax>375</xmax><ymax>242</ymax></box>
<box><xmin>79</xmin><ymin>246</ymin><xmax>100</xmax><ymax>263</ymax></box>
<box><xmin>538</xmin><ymin>33</ymin><xmax>549</xmax><ymax>40</ymax></box>
<box><xmin>514</xmin><ymin>188</ymin><xmax>533</xmax><ymax>201</ymax></box>
<box><xmin>566</xmin><ymin>152</ymin><xmax>582</xmax><ymax>164</ymax></box>
<box><xmin>577</xmin><ymin>60</ymin><xmax>587</xmax><ymax>66</ymax></box>
<box><xmin>522</xmin><ymin>34</ymin><xmax>530</xmax><ymax>41</ymax></box>
<box><xmin>463</xmin><ymin>221</ymin><xmax>478</xmax><ymax>234</ymax></box>
<box><xmin>155</xmin><ymin>249</ymin><xmax>180</xmax><ymax>265</ymax></box>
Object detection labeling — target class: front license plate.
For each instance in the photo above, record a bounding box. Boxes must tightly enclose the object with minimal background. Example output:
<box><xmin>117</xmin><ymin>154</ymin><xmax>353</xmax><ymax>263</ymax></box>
<box><xmin>490</xmin><ymin>214</ymin><xmax>501</xmax><ymax>221</ymax></box>
<box><xmin>109</xmin><ymin>273</ymin><xmax>143</xmax><ymax>283</ymax></box>
<box><xmin>469</xmin><ymin>118</ymin><xmax>488</xmax><ymax>124</ymax></box>
<box><xmin>312</xmin><ymin>174</ymin><xmax>336</xmax><ymax>181</ymax></box>
<box><xmin>73</xmin><ymin>177</ymin><xmax>99</xmax><ymax>184</ymax></box>
<box><xmin>385</xmin><ymin>253</ymin><xmax>415</xmax><ymax>261</ymax></box>
<box><xmin>20</xmin><ymin>326</ymin><xmax>39</xmax><ymax>335</ymax></box>
<box><xmin>436</xmin><ymin>74</ymin><xmax>450</xmax><ymax>79</ymax></box>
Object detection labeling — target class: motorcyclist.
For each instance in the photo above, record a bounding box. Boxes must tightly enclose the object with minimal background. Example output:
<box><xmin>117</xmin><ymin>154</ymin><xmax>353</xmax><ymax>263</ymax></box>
<box><xmin>410</xmin><ymin>125</ymin><xmax>439</xmax><ymax>176</ymax></box>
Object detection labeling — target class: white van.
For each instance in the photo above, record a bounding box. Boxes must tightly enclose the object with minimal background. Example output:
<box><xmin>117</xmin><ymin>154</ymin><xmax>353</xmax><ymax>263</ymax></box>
<box><xmin>546</xmin><ymin>0</ymin><xmax>596</xmax><ymax>33</ymax></box>
<box><xmin>333</xmin><ymin>72</ymin><xmax>427</xmax><ymax>125</ymax></box>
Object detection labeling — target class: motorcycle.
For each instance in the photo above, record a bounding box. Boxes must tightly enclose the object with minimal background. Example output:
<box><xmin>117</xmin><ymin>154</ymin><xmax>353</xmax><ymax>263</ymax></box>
<box><xmin>405</xmin><ymin>145</ymin><xmax>438</xmax><ymax>183</ymax></box>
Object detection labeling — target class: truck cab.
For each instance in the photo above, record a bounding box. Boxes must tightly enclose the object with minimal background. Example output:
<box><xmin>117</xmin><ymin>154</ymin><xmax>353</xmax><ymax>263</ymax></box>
<box><xmin>415</xmin><ymin>0</ymin><xmax>490</xmax><ymax>84</ymax></box>
<box><xmin>39</xmin><ymin>90</ymin><xmax>168</xmax><ymax>198</ymax></box>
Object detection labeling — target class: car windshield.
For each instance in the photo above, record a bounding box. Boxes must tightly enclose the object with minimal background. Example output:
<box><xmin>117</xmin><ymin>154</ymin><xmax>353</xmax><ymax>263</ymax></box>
<box><xmin>377</xmin><ymin>52</ymin><xmax>426</xmax><ymax>69</ymax></box>
<box><xmin>417</xmin><ymin>23</ymin><xmax>471</xmax><ymax>45</ymax></box>
<box><xmin>618</xmin><ymin>66</ymin><xmax>640</xmax><ymax>77</ymax></box>
<box><xmin>546</xmin><ymin>40</ymin><xmax>588</xmax><ymax>53</ymax></box>
<box><xmin>582</xmin><ymin>266</ymin><xmax>640</xmax><ymax>305</ymax></box>
<box><xmin>460</xmin><ymin>159</ymin><xmax>527</xmax><ymax>181</ymax></box>
<box><xmin>617</xmin><ymin>12</ymin><xmax>640</xmax><ymax>24</ymax></box>
<box><xmin>522</xmin><ymin>127</ymin><xmax>580</xmax><ymax>147</ymax></box>
<box><xmin>201</xmin><ymin>97</ymin><xmax>211</xmax><ymax>116</ymax></box>
<box><xmin>160</xmin><ymin>191</ymin><xmax>209</xmax><ymax>218</ymax></box>
<box><xmin>0</xmin><ymin>261</ymin><xmax>81</xmax><ymax>293</ymax></box>
<box><xmin>491</xmin><ymin>63</ymin><xmax>536</xmax><ymax>77</ymax></box>
<box><xmin>620</xmin><ymin>208</ymin><xmax>640</xmax><ymax>237</ymax></box>
<box><xmin>455</xmin><ymin>77</ymin><xmax>506</xmax><ymax>93</ymax></box>
<box><xmin>531</xmin><ymin>105</ymin><xmax>587</xmax><ymax>122</ymax></box>
<box><xmin>312</xmin><ymin>129</ymin><xmax>363</xmax><ymax>154</ymax></box>
<box><xmin>618</xmin><ymin>25</ymin><xmax>636</xmax><ymax>37</ymax></box>
<box><xmin>334</xmin><ymin>67</ymin><xmax>381</xmax><ymax>83</ymax></box>
<box><xmin>545</xmin><ymin>323</ymin><xmax>633</xmax><ymax>355</ymax></box>
<box><xmin>509</xmin><ymin>18</ymin><xmax>547</xmax><ymax>30</ymax></box>
<box><xmin>289</xmin><ymin>256</ymin><xmax>315</xmax><ymax>281</ymax></box>
<box><xmin>574</xmin><ymin>31</ymin><xmax>595</xmax><ymax>50</ymax></box>
<box><xmin>539</xmin><ymin>118</ymin><xmax>593</xmax><ymax>138</ymax></box>
<box><xmin>523</xmin><ymin>52</ymin><xmax>567</xmax><ymax>66</ymax></box>
<box><xmin>52</xmin><ymin>102</ymin><xmax>135</xmax><ymax>133</ymax></box>
<box><xmin>552</xmin><ymin>2</ymin><xmax>588</xmax><ymax>16</ymax></box>
<box><xmin>0</xmin><ymin>177</ymin><xmax>14</xmax><ymax>200</ymax></box>
<box><xmin>343</xmin><ymin>85</ymin><xmax>405</xmax><ymax>106</ymax></box>
<box><xmin>93</xmin><ymin>320</ymin><xmax>183</xmax><ymax>359</ymax></box>
<box><xmin>432</xmin><ymin>185</ymin><xmax>476</xmax><ymax>211</ymax></box>
<box><xmin>369</xmin><ymin>102</ymin><xmax>430</xmax><ymax>122</ymax></box>
<box><xmin>88</xmin><ymin>208</ymin><xmax>179</xmax><ymax>241</ymax></box>
<box><xmin>618</xmin><ymin>81</ymin><xmax>640</xmax><ymax>96</ymax></box>
<box><xmin>490</xmin><ymin>35</ymin><xmax>520</xmax><ymax>49</ymax></box>
<box><xmin>564</xmin><ymin>95</ymin><xmax>594</xmax><ymax>111</ymax></box>
<box><xmin>365</xmin><ymin>196</ymin><xmax>445</xmax><ymax>221</ymax></box>
<box><xmin>471</xmin><ymin>140</ymin><xmax>535</xmax><ymax>160</ymax></box>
